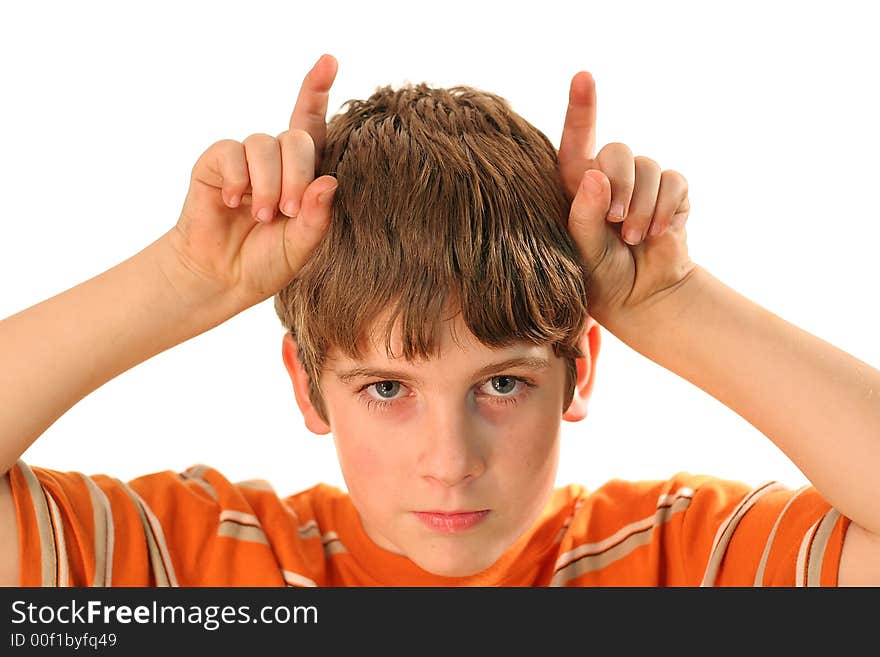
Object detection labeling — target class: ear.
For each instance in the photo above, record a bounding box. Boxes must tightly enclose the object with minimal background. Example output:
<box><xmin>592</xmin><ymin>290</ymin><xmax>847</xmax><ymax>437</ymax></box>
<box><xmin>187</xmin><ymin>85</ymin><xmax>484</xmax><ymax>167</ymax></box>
<box><xmin>281</xmin><ymin>333</ymin><xmax>332</xmax><ymax>435</ymax></box>
<box><xmin>562</xmin><ymin>315</ymin><xmax>601</xmax><ymax>422</ymax></box>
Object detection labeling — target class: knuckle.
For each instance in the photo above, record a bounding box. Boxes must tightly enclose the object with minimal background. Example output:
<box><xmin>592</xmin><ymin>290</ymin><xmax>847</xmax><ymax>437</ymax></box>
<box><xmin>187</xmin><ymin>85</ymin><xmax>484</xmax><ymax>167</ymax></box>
<box><xmin>634</xmin><ymin>156</ymin><xmax>661</xmax><ymax>174</ymax></box>
<box><xmin>605</xmin><ymin>141</ymin><xmax>633</xmax><ymax>156</ymax></box>
<box><xmin>289</xmin><ymin>127</ymin><xmax>314</xmax><ymax>144</ymax></box>
<box><xmin>197</xmin><ymin>139</ymin><xmax>237</xmax><ymax>170</ymax></box>
<box><xmin>662</xmin><ymin>169</ymin><xmax>688</xmax><ymax>192</ymax></box>
<box><xmin>284</xmin><ymin>128</ymin><xmax>316</xmax><ymax>153</ymax></box>
<box><xmin>213</xmin><ymin>138</ymin><xmax>240</xmax><ymax>150</ymax></box>
<box><xmin>243</xmin><ymin>132</ymin><xmax>277</xmax><ymax>149</ymax></box>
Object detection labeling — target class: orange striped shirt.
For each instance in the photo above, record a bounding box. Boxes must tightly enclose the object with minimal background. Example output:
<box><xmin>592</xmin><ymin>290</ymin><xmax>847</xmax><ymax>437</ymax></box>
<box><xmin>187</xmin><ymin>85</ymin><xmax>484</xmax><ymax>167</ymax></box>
<box><xmin>8</xmin><ymin>459</ymin><xmax>850</xmax><ymax>586</ymax></box>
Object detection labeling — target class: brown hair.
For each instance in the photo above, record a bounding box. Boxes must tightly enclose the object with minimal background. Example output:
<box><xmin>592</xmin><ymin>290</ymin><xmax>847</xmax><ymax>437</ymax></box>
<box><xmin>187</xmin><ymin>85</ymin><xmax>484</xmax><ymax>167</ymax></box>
<box><xmin>274</xmin><ymin>82</ymin><xmax>589</xmax><ymax>424</ymax></box>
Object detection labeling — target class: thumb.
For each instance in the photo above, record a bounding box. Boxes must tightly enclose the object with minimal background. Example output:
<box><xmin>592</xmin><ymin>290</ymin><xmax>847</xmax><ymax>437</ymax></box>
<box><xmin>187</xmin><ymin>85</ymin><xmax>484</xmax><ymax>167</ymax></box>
<box><xmin>567</xmin><ymin>169</ymin><xmax>612</xmax><ymax>270</ymax></box>
<box><xmin>283</xmin><ymin>175</ymin><xmax>337</xmax><ymax>274</ymax></box>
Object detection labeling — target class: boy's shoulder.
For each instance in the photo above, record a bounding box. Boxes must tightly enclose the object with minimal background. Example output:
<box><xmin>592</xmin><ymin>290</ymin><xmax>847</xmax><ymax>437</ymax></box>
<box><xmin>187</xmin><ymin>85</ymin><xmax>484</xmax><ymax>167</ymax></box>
<box><xmin>562</xmin><ymin>471</ymin><xmax>753</xmax><ymax>508</ymax></box>
<box><xmin>126</xmin><ymin>463</ymin><xmax>345</xmax><ymax>501</ymax></box>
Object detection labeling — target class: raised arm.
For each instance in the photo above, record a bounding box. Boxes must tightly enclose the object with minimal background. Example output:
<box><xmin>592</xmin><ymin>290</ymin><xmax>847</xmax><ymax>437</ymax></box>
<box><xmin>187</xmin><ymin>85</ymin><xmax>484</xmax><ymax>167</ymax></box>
<box><xmin>601</xmin><ymin>264</ymin><xmax>880</xmax><ymax>585</ymax></box>
<box><xmin>0</xmin><ymin>54</ymin><xmax>341</xmax><ymax>584</ymax></box>
<box><xmin>0</xmin><ymin>53</ymin><xmax>339</xmax><ymax>477</ymax></box>
<box><xmin>559</xmin><ymin>70</ymin><xmax>880</xmax><ymax>584</ymax></box>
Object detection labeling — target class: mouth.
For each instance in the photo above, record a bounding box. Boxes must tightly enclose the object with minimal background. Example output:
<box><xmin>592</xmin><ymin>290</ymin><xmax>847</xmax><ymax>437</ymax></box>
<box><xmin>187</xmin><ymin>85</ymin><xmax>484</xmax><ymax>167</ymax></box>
<box><xmin>413</xmin><ymin>510</ymin><xmax>491</xmax><ymax>533</ymax></box>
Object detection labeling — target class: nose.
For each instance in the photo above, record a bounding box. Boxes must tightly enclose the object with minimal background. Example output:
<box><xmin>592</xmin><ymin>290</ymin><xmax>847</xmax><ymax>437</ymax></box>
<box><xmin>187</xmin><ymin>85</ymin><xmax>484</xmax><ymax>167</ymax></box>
<box><xmin>416</xmin><ymin>406</ymin><xmax>487</xmax><ymax>487</ymax></box>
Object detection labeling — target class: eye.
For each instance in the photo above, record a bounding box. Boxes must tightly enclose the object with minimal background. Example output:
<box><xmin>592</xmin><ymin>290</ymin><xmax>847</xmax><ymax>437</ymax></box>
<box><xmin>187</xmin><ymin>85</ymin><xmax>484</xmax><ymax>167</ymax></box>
<box><xmin>357</xmin><ymin>380</ymin><xmax>409</xmax><ymax>412</ymax></box>
<box><xmin>369</xmin><ymin>381</ymin><xmax>402</xmax><ymax>400</ymax></box>
<box><xmin>478</xmin><ymin>375</ymin><xmax>528</xmax><ymax>398</ymax></box>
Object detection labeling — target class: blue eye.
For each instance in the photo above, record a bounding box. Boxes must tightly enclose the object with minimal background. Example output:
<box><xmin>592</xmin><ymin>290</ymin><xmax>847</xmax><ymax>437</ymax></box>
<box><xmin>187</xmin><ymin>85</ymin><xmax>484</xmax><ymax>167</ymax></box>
<box><xmin>359</xmin><ymin>380</ymin><xmax>406</xmax><ymax>412</ymax></box>
<box><xmin>489</xmin><ymin>375</ymin><xmax>518</xmax><ymax>395</ymax></box>
<box><xmin>371</xmin><ymin>381</ymin><xmax>401</xmax><ymax>399</ymax></box>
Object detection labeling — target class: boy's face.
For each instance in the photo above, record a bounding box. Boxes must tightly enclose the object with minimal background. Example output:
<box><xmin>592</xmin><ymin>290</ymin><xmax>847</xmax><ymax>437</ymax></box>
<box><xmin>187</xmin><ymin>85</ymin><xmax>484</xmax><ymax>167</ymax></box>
<box><xmin>284</xmin><ymin>309</ymin><xmax>596</xmax><ymax>578</ymax></box>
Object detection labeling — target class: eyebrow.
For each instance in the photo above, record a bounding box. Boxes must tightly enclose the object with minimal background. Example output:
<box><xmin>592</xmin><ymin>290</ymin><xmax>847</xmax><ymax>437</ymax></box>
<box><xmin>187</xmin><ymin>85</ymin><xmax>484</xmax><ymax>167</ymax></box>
<box><xmin>333</xmin><ymin>356</ymin><xmax>552</xmax><ymax>385</ymax></box>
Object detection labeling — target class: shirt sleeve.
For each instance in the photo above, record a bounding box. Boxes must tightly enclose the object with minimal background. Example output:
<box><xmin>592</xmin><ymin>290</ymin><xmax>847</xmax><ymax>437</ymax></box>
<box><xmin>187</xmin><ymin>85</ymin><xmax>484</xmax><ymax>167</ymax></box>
<box><xmin>693</xmin><ymin>478</ymin><xmax>852</xmax><ymax>586</ymax></box>
<box><xmin>654</xmin><ymin>473</ymin><xmax>851</xmax><ymax>586</ymax></box>
<box><xmin>8</xmin><ymin>459</ymin><xmax>307</xmax><ymax>587</ymax></box>
<box><xmin>554</xmin><ymin>473</ymin><xmax>852</xmax><ymax>586</ymax></box>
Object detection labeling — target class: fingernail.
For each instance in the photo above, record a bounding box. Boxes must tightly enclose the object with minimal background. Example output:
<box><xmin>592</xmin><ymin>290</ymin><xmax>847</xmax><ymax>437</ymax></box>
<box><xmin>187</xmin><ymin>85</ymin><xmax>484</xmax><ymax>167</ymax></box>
<box><xmin>257</xmin><ymin>207</ymin><xmax>273</xmax><ymax>223</ymax></box>
<box><xmin>624</xmin><ymin>227</ymin><xmax>641</xmax><ymax>245</ymax></box>
<box><xmin>608</xmin><ymin>201</ymin><xmax>625</xmax><ymax>220</ymax></box>
<box><xmin>282</xmin><ymin>200</ymin><xmax>299</xmax><ymax>217</ymax></box>
<box><xmin>649</xmin><ymin>222</ymin><xmax>663</xmax><ymax>237</ymax></box>
<box><xmin>319</xmin><ymin>184</ymin><xmax>338</xmax><ymax>204</ymax></box>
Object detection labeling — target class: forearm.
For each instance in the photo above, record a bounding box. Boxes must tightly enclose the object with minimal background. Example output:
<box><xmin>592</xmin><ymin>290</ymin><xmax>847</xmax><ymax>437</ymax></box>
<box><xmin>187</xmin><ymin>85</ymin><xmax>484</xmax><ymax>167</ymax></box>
<box><xmin>610</xmin><ymin>265</ymin><xmax>880</xmax><ymax>534</ymax></box>
<box><xmin>0</xmin><ymin>230</ymin><xmax>245</xmax><ymax>475</ymax></box>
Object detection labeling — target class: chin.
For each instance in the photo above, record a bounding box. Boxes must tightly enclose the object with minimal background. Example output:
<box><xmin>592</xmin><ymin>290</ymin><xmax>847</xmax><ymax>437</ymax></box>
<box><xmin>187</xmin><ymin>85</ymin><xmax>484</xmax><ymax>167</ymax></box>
<box><xmin>411</xmin><ymin>542</ymin><xmax>505</xmax><ymax>579</ymax></box>
<box><xmin>417</xmin><ymin>556</ymin><xmax>497</xmax><ymax>579</ymax></box>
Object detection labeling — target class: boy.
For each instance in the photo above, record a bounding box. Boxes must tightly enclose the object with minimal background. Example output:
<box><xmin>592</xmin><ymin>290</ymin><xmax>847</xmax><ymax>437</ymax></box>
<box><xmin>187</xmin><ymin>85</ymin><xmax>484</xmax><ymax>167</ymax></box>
<box><xmin>0</xmin><ymin>53</ymin><xmax>878</xmax><ymax>586</ymax></box>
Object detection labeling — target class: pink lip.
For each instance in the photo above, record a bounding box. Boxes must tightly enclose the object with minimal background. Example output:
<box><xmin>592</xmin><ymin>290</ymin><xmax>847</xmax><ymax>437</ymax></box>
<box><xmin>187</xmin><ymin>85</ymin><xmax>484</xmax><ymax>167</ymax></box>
<box><xmin>414</xmin><ymin>510</ymin><xmax>490</xmax><ymax>533</ymax></box>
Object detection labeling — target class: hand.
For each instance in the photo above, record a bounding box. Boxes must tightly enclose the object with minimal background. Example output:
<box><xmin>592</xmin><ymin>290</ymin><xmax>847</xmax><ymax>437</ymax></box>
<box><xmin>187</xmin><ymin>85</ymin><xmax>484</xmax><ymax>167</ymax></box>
<box><xmin>164</xmin><ymin>54</ymin><xmax>340</xmax><ymax>310</ymax></box>
<box><xmin>557</xmin><ymin>71</ymin><xmax>696</xmax><ymax>331</ymax></box>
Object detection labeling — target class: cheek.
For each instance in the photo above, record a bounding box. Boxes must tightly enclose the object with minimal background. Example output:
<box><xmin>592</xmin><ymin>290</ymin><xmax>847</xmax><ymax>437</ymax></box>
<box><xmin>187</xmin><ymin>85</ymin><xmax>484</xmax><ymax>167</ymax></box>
<box><xmin>496</xmin><ymin>394</ymin><xmax>562</xmax><ymax>475</ymax></box>
<box><xmin>339</xmin><ymin>439</ymin><xmax>385</xmax><ymax>475</ymax></box>
<box><xmin>332</xmin><ymin>419</ymin><xmax>407</xmax><ymax>497</ymax></box>
<box><xmin>324</xmin><ymin>387</ymin><xmax>413</xmax><ymax>477</ymax></box>
<box><xmin>334</xmin><ymin>436</ymin><xmax>400</xmax><ymax>509</ymax></box>
<box><xmin>510</xmin><ymin>425</ymin><xmax>559</xmax><ymax>474</ymax></box>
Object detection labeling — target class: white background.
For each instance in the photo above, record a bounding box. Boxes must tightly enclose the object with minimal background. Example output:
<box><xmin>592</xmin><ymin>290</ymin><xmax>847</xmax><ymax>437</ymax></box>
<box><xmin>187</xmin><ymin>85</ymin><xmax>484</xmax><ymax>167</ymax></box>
<box><xmin>2</xmin><ymin>0</ymin><xmax>877</xmax><ymax>496</ymax></box>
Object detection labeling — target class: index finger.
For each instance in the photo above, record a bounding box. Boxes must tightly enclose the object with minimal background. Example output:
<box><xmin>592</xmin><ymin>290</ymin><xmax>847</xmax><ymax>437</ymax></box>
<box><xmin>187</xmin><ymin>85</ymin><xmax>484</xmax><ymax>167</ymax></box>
<box><xmin>557</xmin><ymin>71</ymin><xmax>597</xmax><ymax>198</ymax></box>
<box><xmin>289</xmin><ymin>53</ymin><xmax>339</xmax><ymax>169</ymax></box>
